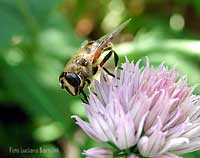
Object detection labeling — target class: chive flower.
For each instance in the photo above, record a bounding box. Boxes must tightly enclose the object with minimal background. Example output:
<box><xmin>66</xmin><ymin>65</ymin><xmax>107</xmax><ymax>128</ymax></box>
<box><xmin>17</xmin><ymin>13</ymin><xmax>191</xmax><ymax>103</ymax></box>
<box><xmin>72</xmin><ymin>58</ymin><xmax>200</xmax><ymax>158</ymax></box>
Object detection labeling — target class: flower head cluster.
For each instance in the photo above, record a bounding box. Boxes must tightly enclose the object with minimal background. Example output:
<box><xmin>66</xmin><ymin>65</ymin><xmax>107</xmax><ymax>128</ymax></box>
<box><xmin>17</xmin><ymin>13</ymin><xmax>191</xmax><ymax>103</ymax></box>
<box><xmin>72</xmin><ymin>58</ymin><xmax>200</xmax><ymax>158</ymax></box>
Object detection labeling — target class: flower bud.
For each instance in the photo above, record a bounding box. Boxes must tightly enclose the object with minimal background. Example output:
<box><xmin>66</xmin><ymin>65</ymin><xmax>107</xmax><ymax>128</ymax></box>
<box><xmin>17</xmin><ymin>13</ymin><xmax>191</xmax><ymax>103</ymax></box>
<box><xmin>83</xmin><ymin>147</ymin><xmax>113</xmax><ymax>158</ymax></box>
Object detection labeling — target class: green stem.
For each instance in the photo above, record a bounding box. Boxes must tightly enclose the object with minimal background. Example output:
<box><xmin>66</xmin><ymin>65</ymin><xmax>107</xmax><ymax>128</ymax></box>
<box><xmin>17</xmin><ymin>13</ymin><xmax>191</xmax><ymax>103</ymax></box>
<box><xmin>107</xmin><ymin>142</ymin><xmax>120</xmax><ymax>150</ymax></box>
<box><xmin>113</xmin><ymin>152</ymin><xmax>128</xmax><ymax>157</ymax></box>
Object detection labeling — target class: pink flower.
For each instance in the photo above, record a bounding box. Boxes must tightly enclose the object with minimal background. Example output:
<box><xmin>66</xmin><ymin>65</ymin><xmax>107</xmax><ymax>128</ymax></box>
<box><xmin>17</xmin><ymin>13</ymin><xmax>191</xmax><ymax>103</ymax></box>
<box><xmin>83</xmin><ymin>147</ymin><xmax>113</xmax><ymax>158</ymax></box>
<box><xmin>72</xmin><ymin>58</ymin><xmax>200</xmax><ymax>158</ymax></box>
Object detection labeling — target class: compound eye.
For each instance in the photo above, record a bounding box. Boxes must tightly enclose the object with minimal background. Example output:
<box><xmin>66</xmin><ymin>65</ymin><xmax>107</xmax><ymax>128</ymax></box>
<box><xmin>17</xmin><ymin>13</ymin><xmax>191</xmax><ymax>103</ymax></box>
<box><xmin>65</xmin><ymin>73</ymin><xmax>81</xmax><ymax>87</ymax></box>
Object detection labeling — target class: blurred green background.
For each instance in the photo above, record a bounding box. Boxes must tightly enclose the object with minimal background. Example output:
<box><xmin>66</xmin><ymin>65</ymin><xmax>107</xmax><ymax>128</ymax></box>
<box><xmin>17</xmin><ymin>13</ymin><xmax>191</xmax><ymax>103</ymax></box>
<box><xmin>0</xmin><ymin>0</ymin><xmax>199</xmax><ymax>158</ymax></box>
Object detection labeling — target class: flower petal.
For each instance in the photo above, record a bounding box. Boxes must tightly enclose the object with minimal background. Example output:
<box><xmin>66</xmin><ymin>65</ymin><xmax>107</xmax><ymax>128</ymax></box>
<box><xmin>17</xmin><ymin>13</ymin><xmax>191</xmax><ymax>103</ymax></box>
<box><xmin>115</xmin><ymin>113</ymin><xmax>136</xmax><ymax>149</ymax></box>
<box><xmin>71</xmin><ymin>115</ymin><xmax>105</xmax><ymax>142</ymax></box>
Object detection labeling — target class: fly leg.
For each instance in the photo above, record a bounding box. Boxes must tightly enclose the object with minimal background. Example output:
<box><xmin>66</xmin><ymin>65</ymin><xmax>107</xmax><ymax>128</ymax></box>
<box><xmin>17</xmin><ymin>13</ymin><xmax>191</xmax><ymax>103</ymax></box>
<box><xmin>100</xmin><ymin>50</ymin><xmax>119</xmax><ymax>67</ymax></box>
<box><xmin>80</xmin><ymin>90</ymin><xmax>89</xmax><ymax>104</ymax></box>
<box><xmin>80</xmin><ymin>80</ymin><xmax>91</xmax><ymax>104</ymax></box>
<box><xmin>103</xmin><ymin>45</ymin><xmax>122</xmax><ymax>69</ymax></box>
<box><xmin>99</xmin><ymin>49</ymin><xmax>120</xmax><ymax>78</ymax></box>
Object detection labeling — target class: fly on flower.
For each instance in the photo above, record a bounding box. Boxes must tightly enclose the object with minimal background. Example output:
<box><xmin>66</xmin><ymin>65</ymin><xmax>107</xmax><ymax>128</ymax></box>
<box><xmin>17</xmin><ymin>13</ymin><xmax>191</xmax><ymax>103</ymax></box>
<box><xmin>59</xmin><ymin>19</ymin><xmax>131</xmax><ymax>102</ymax></box>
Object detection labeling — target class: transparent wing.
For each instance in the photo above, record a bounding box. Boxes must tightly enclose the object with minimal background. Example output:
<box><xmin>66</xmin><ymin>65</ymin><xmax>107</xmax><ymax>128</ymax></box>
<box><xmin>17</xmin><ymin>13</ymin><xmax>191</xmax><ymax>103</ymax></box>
<box><xmin>90</xmin><ymin>18</ymin><xmax>131</xmax><ymax>54</ymax></box>
<box><xmin>81</xmin><ymin>40</ymin><xmax>89</xmax><ymax>48</ymax></box>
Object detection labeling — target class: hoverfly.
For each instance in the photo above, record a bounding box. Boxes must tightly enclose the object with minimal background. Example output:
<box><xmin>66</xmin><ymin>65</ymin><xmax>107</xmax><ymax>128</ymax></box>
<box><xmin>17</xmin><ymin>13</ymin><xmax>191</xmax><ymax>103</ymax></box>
<box><xmin>59</xmin><ymin>19</ymin><xmax>131</xmax><ymax>102</ymax></box>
